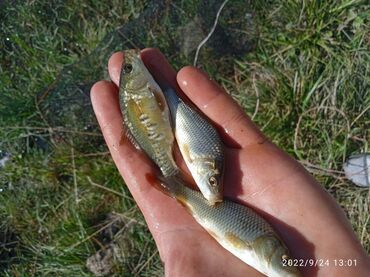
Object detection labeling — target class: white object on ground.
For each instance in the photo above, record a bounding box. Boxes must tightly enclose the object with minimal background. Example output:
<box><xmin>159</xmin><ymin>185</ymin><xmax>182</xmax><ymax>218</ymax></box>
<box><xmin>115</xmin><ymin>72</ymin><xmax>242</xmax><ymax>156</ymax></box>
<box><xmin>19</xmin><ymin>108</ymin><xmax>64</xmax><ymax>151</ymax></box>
<box><xmin>343</xmin><ymin>153</ymin><xmax>370</xmax><ymax>187</ymax></box>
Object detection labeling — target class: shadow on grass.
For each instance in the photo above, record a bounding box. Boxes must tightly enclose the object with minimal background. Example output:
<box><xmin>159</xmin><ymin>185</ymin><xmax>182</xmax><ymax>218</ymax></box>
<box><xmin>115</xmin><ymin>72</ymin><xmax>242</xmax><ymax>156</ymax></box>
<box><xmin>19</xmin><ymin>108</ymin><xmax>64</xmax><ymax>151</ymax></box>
<box><xmin>0</xmin><ymin>226</ymin><xmax>20</xmax><ymax>272</ymax></box>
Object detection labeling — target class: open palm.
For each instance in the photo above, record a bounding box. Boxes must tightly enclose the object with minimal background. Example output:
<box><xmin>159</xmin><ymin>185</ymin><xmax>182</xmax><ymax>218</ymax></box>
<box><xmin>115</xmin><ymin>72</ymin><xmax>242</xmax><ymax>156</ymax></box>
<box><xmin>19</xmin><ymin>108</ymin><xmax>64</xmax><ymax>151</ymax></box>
<box><xmin>90</xmin><ymin>48</ymin><xmax>370</xmax><ymax>276</ymax></box>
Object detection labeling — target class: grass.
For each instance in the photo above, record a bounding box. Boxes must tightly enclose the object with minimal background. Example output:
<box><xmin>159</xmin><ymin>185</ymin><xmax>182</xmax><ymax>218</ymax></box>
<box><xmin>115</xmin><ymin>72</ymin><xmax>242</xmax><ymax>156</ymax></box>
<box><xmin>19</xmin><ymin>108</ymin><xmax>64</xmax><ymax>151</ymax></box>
<box><xmin>0</xmin><ymin>0</ymin><xmax>369</xmax><ymax>276</ymax></box>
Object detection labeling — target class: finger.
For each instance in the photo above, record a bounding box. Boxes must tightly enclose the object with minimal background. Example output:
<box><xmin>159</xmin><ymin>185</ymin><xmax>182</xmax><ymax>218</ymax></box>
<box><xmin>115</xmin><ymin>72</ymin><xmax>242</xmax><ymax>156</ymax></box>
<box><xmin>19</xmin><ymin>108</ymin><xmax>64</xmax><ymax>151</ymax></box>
<box><xmin>90</xmin><ymin>80</ymin><xmax>200</xmax><ymax>239</ymax></box>
<box><xmin>141</xmin><ymin>48</ymin><xmax>179</xmax><ymax>90</ymax></box>
<box><xmin>107</xmin><ymin>51</ymin><xmax>124</xmax><ymax>85</ymax></box>
<box><xmin>108</xmin><ymin>52</ymin><xmax>123</xmax><ymax>86</ymax></box>
<box><xmin>177</xmin><ymin>66</ymin><xmax>265</xmax><ymax>148</ymax></box>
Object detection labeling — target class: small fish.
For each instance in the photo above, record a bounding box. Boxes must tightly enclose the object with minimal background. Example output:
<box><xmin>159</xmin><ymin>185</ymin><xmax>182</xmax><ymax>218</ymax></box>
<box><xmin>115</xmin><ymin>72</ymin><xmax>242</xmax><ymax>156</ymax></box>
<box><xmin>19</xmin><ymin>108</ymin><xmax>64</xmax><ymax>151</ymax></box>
<box><xmin>119</xmin><ymin>49</ymin><xmax>300</xmax><ymax>276</ymax></box>
<box><xmin>157</xmin><ymin>175</ymin><xmax>301</xmax><ymax>277</ymax></box>
<box><xmin>118</xmin><ymin>49</ymin><xmax>178</xmax><ymax>176</ymax></box>
<box><xmin>163</xmin><ymin>87</ymin><xmax>224</xmax><ymax>205</ymax></box>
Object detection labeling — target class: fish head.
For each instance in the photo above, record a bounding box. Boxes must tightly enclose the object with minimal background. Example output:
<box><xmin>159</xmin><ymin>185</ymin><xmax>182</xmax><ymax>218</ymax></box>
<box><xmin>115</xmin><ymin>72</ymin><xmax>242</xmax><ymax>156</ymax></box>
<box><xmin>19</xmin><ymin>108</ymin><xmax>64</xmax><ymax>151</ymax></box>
<box><xmin>269</xmin><ymin>246</ymin><xmax>301</xmax><ymax>276</ymax></box>
<box><xmin>120</xmin><ymin>49</ymin><xmax>150</xmax><ymax>92</ymax></box>
<box><xmin>253</xmin><ymin>234</ymin><xmax>301</xmax><ymax>277</ymax></box>
<box><xmin>194</xmin><ymin>159</ymin><xmax>223</xmax><ymax>205</ymax></box>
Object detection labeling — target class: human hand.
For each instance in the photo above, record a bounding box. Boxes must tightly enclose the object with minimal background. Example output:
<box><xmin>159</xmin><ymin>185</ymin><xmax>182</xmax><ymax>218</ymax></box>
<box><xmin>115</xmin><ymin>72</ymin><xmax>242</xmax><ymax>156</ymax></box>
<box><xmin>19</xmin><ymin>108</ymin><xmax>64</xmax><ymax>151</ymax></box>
<box><xmin>90</xmin><ymin>48</ymin><xmax>370</xmax><ymax>276</ymax></box>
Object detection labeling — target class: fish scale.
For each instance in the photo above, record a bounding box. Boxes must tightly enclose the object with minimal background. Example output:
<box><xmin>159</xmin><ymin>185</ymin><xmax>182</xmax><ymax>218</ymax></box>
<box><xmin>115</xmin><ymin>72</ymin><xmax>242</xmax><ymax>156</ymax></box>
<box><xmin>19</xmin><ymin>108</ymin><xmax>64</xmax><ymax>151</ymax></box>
<box><xmin>159</xmin><ymin>176</ymin><xmax>301</xmax><ymax>277</ymax></box>
<box><xmin>179</xmin><ymin>184</ymin><xmax>274</xmax><ymax>241</ymax></box>
<box><xmin>163</xmin><ymin>87</ymin><xmax>225</xmax><ymax>204</ymax></box>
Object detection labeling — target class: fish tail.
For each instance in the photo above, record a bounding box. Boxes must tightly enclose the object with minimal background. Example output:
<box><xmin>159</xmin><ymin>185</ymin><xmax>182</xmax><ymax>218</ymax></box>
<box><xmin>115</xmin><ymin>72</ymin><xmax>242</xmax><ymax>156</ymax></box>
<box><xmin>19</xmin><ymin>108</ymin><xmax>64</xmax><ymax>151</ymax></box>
<box><xmin>156</xmin><ymin>171</ymin><xmax>187</xmax><ymax>198</ymax></box>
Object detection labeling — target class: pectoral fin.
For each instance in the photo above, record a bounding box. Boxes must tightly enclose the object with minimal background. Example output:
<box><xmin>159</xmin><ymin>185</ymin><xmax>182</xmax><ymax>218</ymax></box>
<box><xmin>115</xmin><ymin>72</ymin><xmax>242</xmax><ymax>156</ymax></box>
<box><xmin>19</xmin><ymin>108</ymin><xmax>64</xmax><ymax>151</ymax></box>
<box><xmin>120</xmin><ymin>128</ymin><xmax>141</xmax><ymax>150</ymax></box>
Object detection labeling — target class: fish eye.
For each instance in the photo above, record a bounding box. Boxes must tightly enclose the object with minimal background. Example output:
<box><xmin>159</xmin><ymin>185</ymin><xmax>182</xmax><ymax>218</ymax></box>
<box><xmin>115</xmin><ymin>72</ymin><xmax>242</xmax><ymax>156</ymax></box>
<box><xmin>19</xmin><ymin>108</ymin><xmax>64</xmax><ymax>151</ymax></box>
<box><xmin>123</xmin><ymin>63</ymin><xmax>133</xmax><ymax>74</ymax></box>
<box><xmin>208</xmin><ymin>176</ymin><xmax>218</xmax><ymax>187</ymax></box>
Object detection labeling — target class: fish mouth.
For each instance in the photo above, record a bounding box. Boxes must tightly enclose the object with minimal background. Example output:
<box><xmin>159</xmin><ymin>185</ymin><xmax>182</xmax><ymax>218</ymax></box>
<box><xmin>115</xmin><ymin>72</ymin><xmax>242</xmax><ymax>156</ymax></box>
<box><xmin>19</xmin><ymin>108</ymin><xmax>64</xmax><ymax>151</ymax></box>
<box><xmin>205</xmin><ymin>193</ymin><xmax>223</xmax><ymax>206</ymax></box>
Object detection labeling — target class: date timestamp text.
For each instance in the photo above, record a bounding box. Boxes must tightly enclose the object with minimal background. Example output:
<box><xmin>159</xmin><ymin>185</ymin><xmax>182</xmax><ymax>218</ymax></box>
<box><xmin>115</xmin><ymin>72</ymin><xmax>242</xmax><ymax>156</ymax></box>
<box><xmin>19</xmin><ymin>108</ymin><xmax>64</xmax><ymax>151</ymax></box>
<box><xmin>282</xmin><ymin>258</ymin><xmax>357</xmax><ymax>267</ymax></box>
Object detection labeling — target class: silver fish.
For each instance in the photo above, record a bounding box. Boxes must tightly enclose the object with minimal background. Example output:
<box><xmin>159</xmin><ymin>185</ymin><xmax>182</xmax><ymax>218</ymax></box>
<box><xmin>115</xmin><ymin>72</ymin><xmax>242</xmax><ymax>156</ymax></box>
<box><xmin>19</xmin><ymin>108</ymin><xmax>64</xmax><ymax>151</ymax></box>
<box><xmin>158</xmin><ymin>176</ymin><xmax>301</xmax><ymax>277</ymax></box>
<box><xmin>163</xmin><ymin>87</ymin><xmax>224</xmax><ymax>205</ymax></box>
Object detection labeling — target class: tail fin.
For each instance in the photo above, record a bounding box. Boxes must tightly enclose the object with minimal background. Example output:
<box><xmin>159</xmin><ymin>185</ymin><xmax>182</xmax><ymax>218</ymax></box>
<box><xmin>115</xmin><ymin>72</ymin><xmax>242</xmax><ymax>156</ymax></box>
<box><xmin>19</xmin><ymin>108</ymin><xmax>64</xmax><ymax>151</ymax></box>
<box><xmin>155</xmin><ymin>172</ymin><xmax>187</xmax><ymax>198</ymax></box>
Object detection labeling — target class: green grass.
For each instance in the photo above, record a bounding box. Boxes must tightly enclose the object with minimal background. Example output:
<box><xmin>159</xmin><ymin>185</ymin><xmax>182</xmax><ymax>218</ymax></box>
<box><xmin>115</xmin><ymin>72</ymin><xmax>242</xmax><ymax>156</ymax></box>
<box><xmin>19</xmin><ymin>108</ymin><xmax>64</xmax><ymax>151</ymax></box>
<box><xmin>0</xmin><ymin>0</ymin><xmax>369</xmax><ymax>276</ymax></box>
